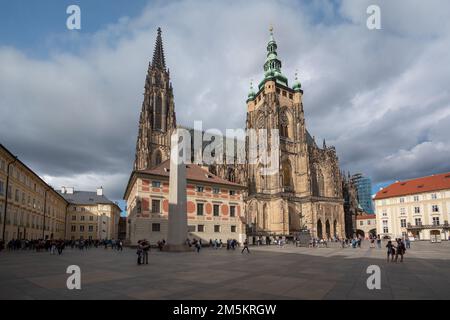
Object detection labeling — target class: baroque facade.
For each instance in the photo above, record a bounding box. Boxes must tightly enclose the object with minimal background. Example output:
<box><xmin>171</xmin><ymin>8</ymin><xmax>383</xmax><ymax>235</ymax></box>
<box><xmin>132</xmin><ymin>28</ymin><xmax>347</xmax><ymax>240</ymax></box>
<box><xmin>374</xmin><ymin>172</ymin><xmax>450</xmax><ymax>241</ymax></box>
<box><xmin>0</xmin><ymin>144</ymin><xmax>68</xmax><ymax>241</ymax></box>
<box><xmin>124</xmin><ymin>161</ymin><xmax>246</xmax><ymax>245</ymax></box>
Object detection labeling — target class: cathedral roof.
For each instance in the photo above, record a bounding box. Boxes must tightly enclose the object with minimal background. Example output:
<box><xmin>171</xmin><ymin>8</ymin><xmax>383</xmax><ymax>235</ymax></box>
<box><xmin>136</xmin><ymin>160</ymin><xmax>245</xmax><ymax>188</ymax></box>
<box><xmin>305</xmin><ymin>130</ymin><xmax>316</xmax><ymax>147</ymax></box>
<box><xmin>374</xmin><ymin>171</ymin><xmax>450</xmax><ymax>200</ymax></box>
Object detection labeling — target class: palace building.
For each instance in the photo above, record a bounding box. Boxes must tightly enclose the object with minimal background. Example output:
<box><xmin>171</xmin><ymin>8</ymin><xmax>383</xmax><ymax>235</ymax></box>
<box><xmin>0</xmin><ymin>144</ymin><xmax>68</xmax><ymax>242</ymax></box>
<box><xmin>128</xmin><ymin>27</ymin><xmax>348</xmax><ymax>242</ymax></box>
<box><xmin>0</xmin><ymin>144</ymin><xmax>121</xmax><ymax>242</ymax></box>
<box><xmin>374</xmin><ymin>172</ymin><xmax>450</xmax><ymax>242</ymax></box>
<box><xmin>59</xmin><ymin>187</ymin><xmax>121</xmax><ymax>241</ymax></box>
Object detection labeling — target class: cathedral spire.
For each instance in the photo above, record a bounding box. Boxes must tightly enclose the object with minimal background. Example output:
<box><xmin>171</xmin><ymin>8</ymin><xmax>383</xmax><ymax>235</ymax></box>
<box><xmin>258</xmin><ymin>26</ymin><xmax>288</xmax><ymax>89</ymax></box>
<box><xmin>152</xmin><ymin>27</ymin><xmax>166</xmax><ymax>70</ymax></box>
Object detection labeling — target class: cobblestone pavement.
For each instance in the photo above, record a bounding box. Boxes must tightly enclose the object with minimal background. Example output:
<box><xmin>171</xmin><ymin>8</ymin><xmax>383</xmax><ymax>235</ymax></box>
<box><xmin>0</xmin><ymin>241</ymin><xmax>449</xmax><ymax>300</ymax></box>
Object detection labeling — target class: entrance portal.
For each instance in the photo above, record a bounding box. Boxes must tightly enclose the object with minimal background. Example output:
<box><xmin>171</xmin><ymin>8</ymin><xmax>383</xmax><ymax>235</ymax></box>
<box><xmin>317</xmin><ymin>219</ymin><xmax>323</xmax><ymax>239</ymax></box>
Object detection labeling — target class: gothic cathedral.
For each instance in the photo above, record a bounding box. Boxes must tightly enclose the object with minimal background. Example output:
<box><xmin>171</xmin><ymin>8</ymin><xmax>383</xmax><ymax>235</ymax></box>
<box><xmin>244</xmin><ymin>28</ymin><xmax>345</xmax><ymax>238</ymax></box>
<box><xmin>133</xmin><ymin>28</ymin><xmax>347</xmax><ymax>239</ymax></box>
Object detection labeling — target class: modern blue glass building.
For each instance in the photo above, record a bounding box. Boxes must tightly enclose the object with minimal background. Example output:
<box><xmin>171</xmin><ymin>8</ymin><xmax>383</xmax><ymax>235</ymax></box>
<box><xmin>351</xmin><ymin>173</ymin><xmax>374</xmax><ymax>214</ymax></box>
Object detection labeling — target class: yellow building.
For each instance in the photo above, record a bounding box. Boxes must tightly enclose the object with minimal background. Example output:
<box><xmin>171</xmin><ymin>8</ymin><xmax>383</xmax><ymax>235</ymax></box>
<box><xmin>0</xmin><ymin>144</ymin><xmax>68</xmax><ymax>241</ymax></box>
<box><xmin>60</xmin><ymin>187</ymin><xmax>121</xmax><ymax>241</ymax></box>
<box><xmin>374</xmin><ymin>172</ymin><xmax>450</xmax><ymax>242</ymax></box>
<box><xmin>355</xmin><ymin>214</ymin><xmax>377</xmax><ymax>239</ymax></box>
<box><xmin>124</xmin><ymin>161</ymin><xmax>246</xmax><ymax>245</ymax></box>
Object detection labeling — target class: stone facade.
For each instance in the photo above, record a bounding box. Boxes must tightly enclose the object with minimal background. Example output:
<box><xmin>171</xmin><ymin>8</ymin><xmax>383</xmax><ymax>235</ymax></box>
<box><xmin>0</xmin><ymin>144</ymin><xmax>68</xmax><ymax>241</ymax></box>
<box><xmin>134</xmin><ymin>27</ymin><xmax>176</xmax><ymax>171</ymax></box>
<box><xmin>342</xmin><ymin>172</ymin><xmax>360</xmax><ymax>238</ymax></box>
<box><xmin>236</xmin><ymin>29</ymin><xmax>345</xmax><ymax>239</ymax></box>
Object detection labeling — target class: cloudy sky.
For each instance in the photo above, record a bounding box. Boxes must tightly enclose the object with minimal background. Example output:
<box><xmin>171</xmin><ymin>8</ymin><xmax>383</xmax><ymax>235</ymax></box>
<box><xmin>1</xmin><ymin>0</ymin><xmax>450</xmax><ymax>208</ymax></box>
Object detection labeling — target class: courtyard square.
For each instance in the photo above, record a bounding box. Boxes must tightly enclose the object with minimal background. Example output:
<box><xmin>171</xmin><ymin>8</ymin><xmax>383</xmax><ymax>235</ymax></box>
<box><xmin>0</xmin><ymin>241</ymin><xmax>449</xmax><ymax>300</ymax></box>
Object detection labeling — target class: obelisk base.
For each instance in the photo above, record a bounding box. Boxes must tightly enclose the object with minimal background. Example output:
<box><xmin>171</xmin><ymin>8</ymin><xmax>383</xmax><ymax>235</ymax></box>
<box><xmin>164</xmin><ymin>244</ymin><xmax>191</xmax><ymax>252</ymax></box>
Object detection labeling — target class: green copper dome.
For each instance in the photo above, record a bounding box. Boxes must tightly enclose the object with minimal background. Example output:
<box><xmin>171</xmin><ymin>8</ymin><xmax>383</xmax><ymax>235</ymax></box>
<box><xmin>292</xmin><ymin>72</ymin><xmax>302</xmax><ymax>92</ymax></box>
<box><xmin>246</xmin><ymin>81</ymin><xmax>256</xmax><ymax>103</ymax></box>
<box><xmin>258</xmin><ymin>27</ymin><xmax>289</xmax><ymax>90</ymax></box>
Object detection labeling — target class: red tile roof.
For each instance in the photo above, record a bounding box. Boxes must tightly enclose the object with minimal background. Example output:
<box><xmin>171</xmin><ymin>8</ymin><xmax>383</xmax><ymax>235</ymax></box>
<box><xmin>356</xmin><ymin>214</ymin><xmax>376</xmax><ymax>220</ymax></box>
<box><xmin>374</xmin><ymin>172</ymin><xmax>450</xmax><ymax>200</ymax></box>
<box><xmin>136</xmin><ymin>160</ymin><xmax>245</xmax><ymax>188</ymax></box>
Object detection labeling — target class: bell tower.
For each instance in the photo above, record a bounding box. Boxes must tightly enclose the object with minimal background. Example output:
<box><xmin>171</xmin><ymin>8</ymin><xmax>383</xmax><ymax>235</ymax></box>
<box><xmin>246</xmin><ymin>27</ymin><xmax>309</xmax><ymax>198</ymax></box>
<box><xmin>134</xmin><ymin>28</ymin><xmax>177</xmax><ymax>170</ymax></box>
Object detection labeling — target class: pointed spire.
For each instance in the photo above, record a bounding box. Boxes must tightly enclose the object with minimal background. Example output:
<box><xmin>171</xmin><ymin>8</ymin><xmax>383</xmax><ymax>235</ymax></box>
<box><xmin>293</xmin><ymin>70</ymin><xmax>302</xmax><ymax>92</ymax></box>
<box><xmin>258</xmin><ymin>25</ymin><xmax>288</xmax><ymax>89</ymax></box>
<box><xmin>247</xmin><ymin>79</ymin><xmax>256</xmax><ymax>103</ymax></box>
<box><xmin>152</xmin><ymin>27</ymin><xmax>166</xmax><ymax>70</ymax></box>
<box><xmin>323</xmin><ymin>139</ymin><xmax>327</xmax><ymax>149</ymax></box>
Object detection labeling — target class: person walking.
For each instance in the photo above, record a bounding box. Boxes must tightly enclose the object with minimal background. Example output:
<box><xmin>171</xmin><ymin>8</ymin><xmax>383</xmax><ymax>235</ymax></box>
<box><xmin>195</xmin><ymin>239</ymin><xmax>201</xmax><ymax>253</ymax></box>
<box><xmin>136</xmin><ymin>240</ymin><xmax>143</xmax><ymax>265</ymax></box>
<box><xmin>386</xmin><ymin>240</ymin><xmax>395</xmax><ymax>262</ymax></box>
<box><xmin>241</xmin><ymin>239</ymin><xmax>250</xmax><ymax>254</ymax></box>
<box><xmin>395</xmin><ymin>238</ymin><xmax>406</xmax><ymax>262</ymax></box>
<box><xmin>50</xmin><ymin>240</ymin><xmax>56</xmax><ymax>255</ymax></box>
<box><xmin>405</xmin><ymin>238</ymin><xmax>411</xmax><ymax>249</ymax></box>
<box><xmin>377</xmin><ymin>235</ymin><xmax>381</xmax><ymax>249</ymax></box>
<box><xmin>142</xmin><ymin>239</ymin><xmax>150</xmax><ymax>264</ymax></box>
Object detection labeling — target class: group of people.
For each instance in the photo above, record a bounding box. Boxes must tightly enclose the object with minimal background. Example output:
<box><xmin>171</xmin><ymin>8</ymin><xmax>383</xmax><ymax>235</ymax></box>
<box><xmin>136</xmin><ymin>239</ymin><xmax>151</xmax><ymax>265</ymax></box>
<box><xmin>341</xmin><ymin>237</ymin><xmax>363</xmax><ymax>248</ymax></box>
<box><xmin>3</xmin><ymin>238</ymin><xmax>66</xmax><ymax>253</ymax></box>
<box><xmin>309</xmin><ymin>238</ymin><xmax>329</xmax><ymax>248</ymax></box>
<box><xmin>206</xmin><ymin>238</ymin><xmax>240</xmax><ymax>250</ymax></box>
<box><xmin>386</xmin><ymin>238</ymin><xmax>407</xmax><ymax>262</ymax></box>
<box><xmin>0</xmin><ymin>238</ymin><xmax>124</xmax><ymax>254</ymax></box>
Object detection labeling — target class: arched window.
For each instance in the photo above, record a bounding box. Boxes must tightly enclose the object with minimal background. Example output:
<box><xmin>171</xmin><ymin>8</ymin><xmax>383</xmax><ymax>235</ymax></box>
<box><xmin>282</xmin><ymin>160</ymin><xmax>292</xmax><ymax>189</ymax></box>
<box><xmin>263</xmin><ymin>204</ymin><xmax>268</xmax><ymax>230</ymax></box>
<box><xmin>154</xmin><ymin>95</ymin><xmax>162</xmax><ymax>130</ymax></box>
<box><xmin>325</xmin><ymin>220</ymin><xmax>331</xmax><ymax>239</ymax></box>
<box><xmin>152</xmin><ymin>150</ymin><xmax>162</xmax><ymax>167</ymax></box>
<box><xmin>279</xmin><ymin>111</ymin><xmax>289</xmax><ymax>138</ymax></box>
<box><xmin>318</xmin><ymin>171</ymin><xmax>325</xmax><ymax>196</ymax></box>
<box><xmin>227</xmin><ymin>167</ymin><xmax>235</xmax><ymax>182</ymax></box>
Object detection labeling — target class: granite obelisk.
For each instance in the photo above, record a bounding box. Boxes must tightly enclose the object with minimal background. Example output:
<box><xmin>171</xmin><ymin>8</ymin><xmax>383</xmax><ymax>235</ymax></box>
<box><xmin>166</xmin><ymin>129</ymin><xmax>189</xmax><ymax>251</ymax></box>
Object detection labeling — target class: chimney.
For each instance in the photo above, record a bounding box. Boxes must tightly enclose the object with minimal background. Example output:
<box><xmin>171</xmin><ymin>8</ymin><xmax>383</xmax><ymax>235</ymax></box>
<box><xmin>97</xmin><ymin>187</ymin><xmax>103</xmax><ymax>196</ymax></box>
<box><xmin>66</xmin><ymin>187</ymin><xmax>74</xmax><ymax>194</ymax></box>
<box><xmin>61</xmin><ymin>186</ymin><xmax>66</xmax><ymax>194</ymax></box>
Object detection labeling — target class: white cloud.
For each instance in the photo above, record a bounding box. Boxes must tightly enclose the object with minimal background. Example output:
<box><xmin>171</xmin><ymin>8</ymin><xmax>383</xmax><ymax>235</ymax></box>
<box><xmin>1</xmin><ymin>0</ymin><xmax>450</xmax><ymax>199</ymax></box>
